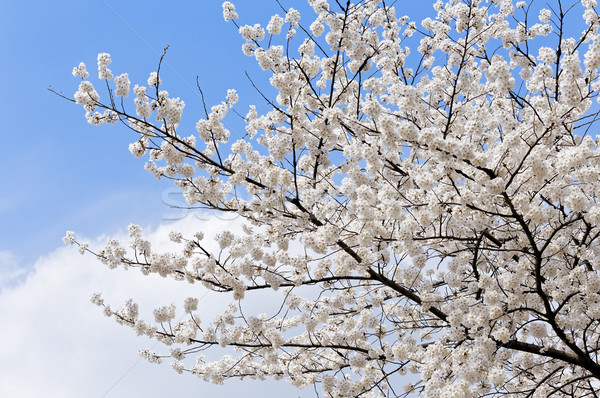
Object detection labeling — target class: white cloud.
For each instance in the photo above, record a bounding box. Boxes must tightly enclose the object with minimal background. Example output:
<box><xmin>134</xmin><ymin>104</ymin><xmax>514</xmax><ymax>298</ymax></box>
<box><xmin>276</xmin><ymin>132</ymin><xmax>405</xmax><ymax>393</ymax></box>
<box><xmin>0</xmin><ymin>216</ymin><xmax>307</xmax><ymax>398</ymax></box>
<box><xmin>0</xmin><ymin>250</ymin><xmax>27</xmax><ymax>289</ymax></box>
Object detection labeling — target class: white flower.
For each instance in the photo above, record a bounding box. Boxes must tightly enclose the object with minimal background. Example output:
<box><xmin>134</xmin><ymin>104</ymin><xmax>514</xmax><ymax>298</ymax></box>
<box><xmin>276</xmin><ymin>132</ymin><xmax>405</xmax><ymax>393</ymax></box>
<box><xmin>90</xmin><ymin>292</ymin><xmax>104</xmax><ymax>306</ymax></box>
<box><xmin>64</xmin><ymin>3</ymin><xmax>600</xmax><ymax>395</ymax></box>
<box><xmin>310</xmin><ymin>20</ymin><xmax>325</xmax><ymax>36</ymax></box>
<box><xmin>226</xmin><ymin>89</ymin><xmax>238</xmax><ymax>107</ymax></box>
<box><xmin>267</xmin><ymin>14</ymin><xmax>284</xmax><ymax>35</ymax></box>
<box><xmin>97</xmin><ymin>53</ymin><xmax>113</xmax><ymax>80</ymax></box>
<box><xmin>539</xmin><ymin>8</ymin><xmax>551</xmax><ymax>23</ymax></box>
<box><xmin>222</xmin><ymin>1</ymin><xmax>238</xmax><ymax>22</ymax></box>
<box><xmin>285</xmin><ymin>8</ymin><xmax>300</xmax><ymax>27</ymax></box>
<box><xmin>74</xmin><ymin>80</ymin><xmax>100</xmax><ymax>111</ymax></box>
<box><xmin>128</xmin><ymin>141</ymin><xmax>146</xmax><ymax>158</ymax></box>
<box><xmin>147</xmin><ymin>71</ymin><xmax>161</xmax><ymax>88</ymax></box>
<box><xmin>153</xmin><ymin>304</ymin><xmax>176</xmax><ymax>323</ymax></box>
<box><xmin>184</xmin><ymin>297</ymin><xmax>199</xmax><ymax>312</ymax></box>
<box><xmin>114</xmin><ymin>73</ymin><xmax>130</xmax><ymax>97</ymax></box>
<box><xmin>169</xmin><ymin>231</ymin><xmax>182</xmax><ymax>243</ymax></box>
<box><xmin>78</xmin><ymin>241</ymin><xmax>89</xmax><ymax>254</ymax></box>
<box><xmin>72</xmin><ymin>62</ymin><xmax>89</xmax><ymax>78</ymax></box>
<box><xmin>63</xmin><ymin>231</ymin><xmax>75</xmax><ymax>244</ymax></box>
<box><xmin>493</xmin><ymin>327</ymin><xmax>511</xmax><ymax>343</ymax></box>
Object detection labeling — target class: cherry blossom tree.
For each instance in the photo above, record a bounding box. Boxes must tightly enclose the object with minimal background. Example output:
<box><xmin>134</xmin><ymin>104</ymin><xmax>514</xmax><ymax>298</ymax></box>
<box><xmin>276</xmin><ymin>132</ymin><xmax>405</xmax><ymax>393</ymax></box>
<box><xmin>58</xmin><ymin>0</ymin><xmax>600</xmax><ymax>396</ymax></box>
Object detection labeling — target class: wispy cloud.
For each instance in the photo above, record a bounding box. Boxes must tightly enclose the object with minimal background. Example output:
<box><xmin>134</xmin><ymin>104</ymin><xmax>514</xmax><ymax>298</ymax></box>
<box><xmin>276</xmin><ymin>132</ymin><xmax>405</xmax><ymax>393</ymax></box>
<box><xmin>0</xmin><ymin>251</ymin><xmax>27</xmax><ymax>290</ymax></box>
<box><xmin>0</xmin><ymin>216</ymin><xmax>304</xmax><ymax>397</ymax></box>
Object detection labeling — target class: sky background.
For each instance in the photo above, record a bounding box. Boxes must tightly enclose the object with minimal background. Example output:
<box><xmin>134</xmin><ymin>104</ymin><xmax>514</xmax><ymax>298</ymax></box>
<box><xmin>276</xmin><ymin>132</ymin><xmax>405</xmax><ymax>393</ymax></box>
<box><xmin>0</xmin><ymin>0</ymin><xmax>592</xmax><ymax>396</ymax></box>
<box><xmin>0</xmin><ymin>0</ymin><xmax>444</xmax><ymax>396</ymax></box>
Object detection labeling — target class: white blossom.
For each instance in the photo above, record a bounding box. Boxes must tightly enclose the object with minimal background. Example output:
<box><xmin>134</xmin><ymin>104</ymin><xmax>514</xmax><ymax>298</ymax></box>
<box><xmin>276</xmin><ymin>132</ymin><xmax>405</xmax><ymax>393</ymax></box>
<box><xmin>114</xmin><ymin>73</ymin><xmax>130</xmax><ymax>97</ymax></box>
<box><xmin>72</xmin><ymin>62</ymin><xmax>89</xmax><ymax>78</ymax></box>
<box><xmin>266</xmin><ymin>14</ymin><xmax>284</xmax><ymax>35</ymax></box>
<box><xmin>222</xmin><ymin>1</ymin><xmax>238</xmax><ymax>22</ymax></box>
<box><xmin>539</xmin><ymin>8</ymin><xmax>552</xmax><ymax>23</ymax></box>
<box><xmin>285</xmin><ymin>8</ymin><xmax>301</xmax><ymax>28</ymax></box>
<box><xmin>97</xmin><ymin>52</ymin><xmax>113</xmax><ymax>80</ymax></box>
<box><xmin>64</xmin><ymin>1</ymin><xmax>600</xmax><ymax>396</ymax></box>
<box><xmin>147</xmin><ymin>71</ymin><xmax>161</xmax><ymax>88</ymax></box>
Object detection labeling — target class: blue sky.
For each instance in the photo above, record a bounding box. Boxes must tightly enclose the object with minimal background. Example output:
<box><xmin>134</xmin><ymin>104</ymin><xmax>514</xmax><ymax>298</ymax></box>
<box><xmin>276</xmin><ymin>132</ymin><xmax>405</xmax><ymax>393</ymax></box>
<box><xmin>0</xmin><ymin>0</ymin><xmax>581</xmax><ymax>270</ymax></box>
<box><xmin>0</xmin><ymin>0</ymin><xmax>436</xmax><ymax>269</ymax></box>
<box><xmin>0</xmin><ymin>0</ymin><xmax>436</xmax><ymax>396</ymax></box>
<box><xmin>0</xmin><ymin>1</ymin><xmax>328</xmax><ymax>396</ymax></box>
<box><xmin>0</xmin><ymin>0</ymin><xmax>288</xmax><ymax>267</ymax></box>
<box><xmin>1</xmin><ymin>0</ymin><xmax>595</xmax><ymax>396</ymax></box>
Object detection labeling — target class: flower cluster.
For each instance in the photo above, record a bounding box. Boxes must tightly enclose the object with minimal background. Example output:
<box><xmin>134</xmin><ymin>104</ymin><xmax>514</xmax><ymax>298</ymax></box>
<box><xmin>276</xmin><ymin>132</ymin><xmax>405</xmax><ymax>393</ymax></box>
<box><xmin>148</xmin><ymin>71</ymin><xmax>161</xmax><ymax>88</ymax></box>
<box><xmin>114</xmin><ymin>73</ymin><xmax>130</xmax><ymax>97</ymax></box>
<box><xmin>97</xmin><ymin>53</ymin><xmax>113</xmax><ymax>80</ymax></box>
<box><xmin>72</xmin><ymin>62</ymin><xmax>89</xmax><ymax>79</ymax></box>
<box><xmin>133</xmin><ymin>85</ymin><xmax>151</xmax><ymax>118</ymax></box>
<box><xmin>266</xmin><ymin>14</ymin><xmax>284</xmax><ymax>35</ymax></box>
<box><xmin>64</xmin><ymin>0</ymin><xmax>600</xmax><ymax>396</ymax></box>
<box><xmin>222</xmin><ymin>1</ymin><xmax>237</xmax><ymax>22</ymax></box>
<box><xmin>74</xmin><ymin>81</ymin><xmax>99</xmax><ymax>112</ymax></box>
